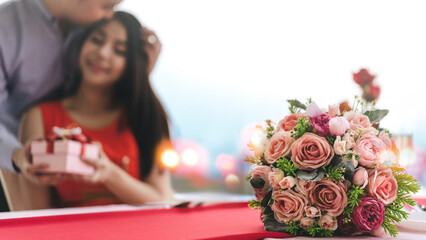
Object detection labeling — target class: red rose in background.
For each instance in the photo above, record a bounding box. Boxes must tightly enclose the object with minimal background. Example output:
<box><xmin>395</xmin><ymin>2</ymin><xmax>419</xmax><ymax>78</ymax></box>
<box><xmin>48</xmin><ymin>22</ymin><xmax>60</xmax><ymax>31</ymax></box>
<box><xmin>353</xmin><ymin>68</ymin><xmax>375</xmax><ymax>86</ymax></box>
<box><xmin>362</xmin><ymin>83</ymin><xmax>381</xmax><ymax>102</ymax></box>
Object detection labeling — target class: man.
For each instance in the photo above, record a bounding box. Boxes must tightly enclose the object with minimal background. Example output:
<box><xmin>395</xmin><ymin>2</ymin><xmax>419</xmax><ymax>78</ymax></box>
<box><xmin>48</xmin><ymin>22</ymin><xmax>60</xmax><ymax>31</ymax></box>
<box><xmin>0</xmin><ymin>0</ymin><xmax>161</xmax><ymax>210</ymax></box>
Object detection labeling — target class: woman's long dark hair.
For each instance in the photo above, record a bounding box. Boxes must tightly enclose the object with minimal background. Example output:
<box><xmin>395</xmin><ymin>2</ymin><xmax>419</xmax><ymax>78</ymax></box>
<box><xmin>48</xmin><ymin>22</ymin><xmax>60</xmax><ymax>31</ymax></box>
<box><xmin>65</xmin><ymin>12</ymin><xmax>170</xmax><ymax>179</ymax></box>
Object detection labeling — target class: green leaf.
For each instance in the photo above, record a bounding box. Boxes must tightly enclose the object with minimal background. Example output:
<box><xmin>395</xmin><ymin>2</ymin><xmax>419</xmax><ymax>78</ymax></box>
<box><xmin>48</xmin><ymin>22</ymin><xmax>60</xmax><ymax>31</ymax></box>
<box><xmin>248</xmin><ymin>200</ymin><xmax>263</xmax><ymax>209</ymax></box>
<box><xmin>276</xmin><ymin>157</ymin><xmax>299</xmax><ymax>177</ymax></box>
<box><xmin>296</xmin><ymin>169</ymin><xmax>325</xmax><ymax>182</ymax></box>
<box><xmin>287</xmin><ymin>99</ymin><xmax>307</xmax><ymax>113</ymax></box>
<box><xmin>364</xmin><ymin>109</ymin><xmax>389</xmax><ymax>124</ymax></box>
<box><xmin>342</xmin><ymin>185</ymin><xmax>364</xmax><ymax>218</ymax></box>
<box><xmin>306</xmin><ymin>222</ymin><xmax>334</xmax><ymax>237</ymax></box>
<box><xmin>291</xmin><ymin>117</ymin><xmax>311</xmax><ymax>139</ymax></box>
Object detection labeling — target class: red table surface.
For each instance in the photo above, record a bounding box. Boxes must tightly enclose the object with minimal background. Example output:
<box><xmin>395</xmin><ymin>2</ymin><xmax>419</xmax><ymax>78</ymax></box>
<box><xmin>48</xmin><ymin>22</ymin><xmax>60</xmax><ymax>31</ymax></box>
<box><xmin>0</xmin><ymin>202</ymin><xmax>291</xmax><ymax>240</ymax></box>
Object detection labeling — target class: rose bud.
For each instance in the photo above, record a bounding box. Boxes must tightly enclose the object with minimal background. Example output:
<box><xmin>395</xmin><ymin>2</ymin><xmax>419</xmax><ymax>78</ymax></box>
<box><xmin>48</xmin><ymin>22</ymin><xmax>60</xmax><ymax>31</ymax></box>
<box><xmin>328</xmin><ymin>104</ymin><xmax>341</xmax><ymax>116</ymax></box>
<box><xmin>319</xmin><ymin>213</ymin><xmax>338</xmax><ymax>231</ymax></box>
<box><xmin>353</xmin><ymin>68</ymin><xmax>375</xmax><ymax>86</ymax></box>
<box><xmin>362</xmin><ymin>83</ymin><xmax>381</xmax><ymax>102</ymax></box>
<box><xmin>329</xmin><ymin>117</ymin><xmax>350</xmax><ymax>136</ymax></box>
<box><xmin>305</xmin><ymin>206</ymin><xmax>321</xmax><ymax>218</ymax></box>
<box><xmin>279</xmin><ymin>176</ymin><xmax>296</xmax><ymax>189</ymax></box>
<box><xmin>300</xmin><ymin>217</ymin><xmax>315</xmax><ymax>230</ymax></box>
<box><xmin>353</xmin><ymin>167</ymin><xmax>368</xmax><ymax>189</ymax></box>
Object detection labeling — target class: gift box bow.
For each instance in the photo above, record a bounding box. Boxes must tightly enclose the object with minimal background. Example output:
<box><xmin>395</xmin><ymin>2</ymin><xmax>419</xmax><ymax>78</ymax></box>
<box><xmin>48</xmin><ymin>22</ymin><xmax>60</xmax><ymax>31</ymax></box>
<box><xmin>42</xmin><ymin>126</ymin><xmax>92</xmax><ymax>155</ymax></box>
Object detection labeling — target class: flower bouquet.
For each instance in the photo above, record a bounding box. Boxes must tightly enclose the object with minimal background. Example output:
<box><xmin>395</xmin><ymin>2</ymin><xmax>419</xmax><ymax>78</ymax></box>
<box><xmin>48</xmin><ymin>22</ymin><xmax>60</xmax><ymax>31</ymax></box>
<box><xmin>246</xmin><ymin>98</ymin><xmax>420</xmax><ymax>237</ymax></box>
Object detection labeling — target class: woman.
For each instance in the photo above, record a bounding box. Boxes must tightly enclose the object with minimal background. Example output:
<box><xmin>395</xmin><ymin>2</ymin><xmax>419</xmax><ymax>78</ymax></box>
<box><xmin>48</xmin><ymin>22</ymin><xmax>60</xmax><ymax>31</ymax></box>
<box><xmin>18</xmin><ymin>12</ymin><xmax>172</xmax><ymax>209</ymax></box>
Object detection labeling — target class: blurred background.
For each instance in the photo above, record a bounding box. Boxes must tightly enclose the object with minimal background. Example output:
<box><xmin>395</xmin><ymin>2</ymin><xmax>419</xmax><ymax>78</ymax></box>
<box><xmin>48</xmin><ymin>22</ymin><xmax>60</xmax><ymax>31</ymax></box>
<box><xmin>118</xmin><ymin>0</ymin><xmax>426</xmax><ymax>194</ymax></box>
<box><xmin>3</xmin><ymin>0</ymin><xmax>426</xmax><ymax>195</ymax></box>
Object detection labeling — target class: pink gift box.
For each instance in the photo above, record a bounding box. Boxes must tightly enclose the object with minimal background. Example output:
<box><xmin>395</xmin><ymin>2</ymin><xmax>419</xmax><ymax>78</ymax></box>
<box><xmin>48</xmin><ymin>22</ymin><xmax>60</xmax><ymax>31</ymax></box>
<box><xmin>31</xmin><ymin>140</ymin><xmax>99</xmax><ymax>175</ymax></box>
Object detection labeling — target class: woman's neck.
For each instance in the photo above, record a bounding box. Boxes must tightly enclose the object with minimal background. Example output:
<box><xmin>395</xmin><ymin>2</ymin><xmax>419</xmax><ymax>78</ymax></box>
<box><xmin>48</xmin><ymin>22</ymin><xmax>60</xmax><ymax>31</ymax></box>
<box><xmin>68</xmin><ymin>82</ymin><xmax>118</xmax><ymax>115</ymax></box>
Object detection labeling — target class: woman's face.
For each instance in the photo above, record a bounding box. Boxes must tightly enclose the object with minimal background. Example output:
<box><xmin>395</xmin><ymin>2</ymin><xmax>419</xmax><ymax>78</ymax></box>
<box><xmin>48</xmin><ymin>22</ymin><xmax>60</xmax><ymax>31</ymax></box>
<box><xmin>79</xmin><ymin>20</ymin><xmax>127</xmax><ymax>87</ymax></box>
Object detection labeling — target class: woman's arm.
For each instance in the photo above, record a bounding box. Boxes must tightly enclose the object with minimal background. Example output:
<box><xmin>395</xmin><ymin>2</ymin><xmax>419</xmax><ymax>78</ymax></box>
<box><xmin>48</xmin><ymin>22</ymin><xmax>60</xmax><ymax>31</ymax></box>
<box><xmin>18</xmin><ymin>106</ymin><xmax>53</xmax><ymax>210</ymax></box>
<box><xmin>79</xmin><ymin>149</ymin><xmax>172</xmax><ymax>204</ymax></box>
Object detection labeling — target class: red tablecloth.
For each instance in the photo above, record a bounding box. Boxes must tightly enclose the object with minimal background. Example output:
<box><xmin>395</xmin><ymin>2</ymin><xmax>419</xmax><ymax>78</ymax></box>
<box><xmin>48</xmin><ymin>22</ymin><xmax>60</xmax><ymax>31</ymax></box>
<box><xmin>0</xmin><ymin>202</ymin><xmax>291</xmax><ymax>240</ymax></box>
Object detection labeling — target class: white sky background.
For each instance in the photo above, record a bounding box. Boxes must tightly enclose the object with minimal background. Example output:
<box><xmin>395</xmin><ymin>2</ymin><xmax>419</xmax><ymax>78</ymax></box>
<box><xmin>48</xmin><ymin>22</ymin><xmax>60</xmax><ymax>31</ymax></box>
<box><xmin>117</xmin><ymin>0</ymin><xmax>426</xmax><ymax>148</ymax></box>
<box><xmin>2</xmin><ymin>0</ymin><xmax>426</xmax><ymax>172</ymax></box>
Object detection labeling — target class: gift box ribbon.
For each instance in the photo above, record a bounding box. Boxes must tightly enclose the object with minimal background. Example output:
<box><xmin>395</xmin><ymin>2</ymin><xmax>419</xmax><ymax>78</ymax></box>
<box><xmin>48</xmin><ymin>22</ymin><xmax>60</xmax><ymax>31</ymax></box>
<box><xmin>44</xmin><ymin>126</ymin><xmax>91</xmax><ymax>156</ymax></box>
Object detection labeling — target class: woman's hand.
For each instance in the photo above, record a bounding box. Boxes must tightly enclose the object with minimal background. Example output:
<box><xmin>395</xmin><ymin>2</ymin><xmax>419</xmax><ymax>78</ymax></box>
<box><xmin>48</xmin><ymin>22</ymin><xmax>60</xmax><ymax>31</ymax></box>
<box><xmin>14</xmin><ymin>141</ymin><xmax>67</xmax><ymax>185</ymax></box>
<box><xmin>71</xmin><ymin>144</ymin><xmax>118</xmax><ymax>184</ymax></box>
<box><xmin>142</xmin><ymin>27</ymin><xmax>162</xmax><ymax>73</ymax></box>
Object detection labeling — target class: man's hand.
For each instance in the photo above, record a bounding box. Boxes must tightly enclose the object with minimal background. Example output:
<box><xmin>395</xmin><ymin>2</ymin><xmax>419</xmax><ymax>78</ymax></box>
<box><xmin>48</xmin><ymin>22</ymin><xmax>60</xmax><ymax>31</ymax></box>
<box><xmin>142</xmin><ymin>27</ymin><xmax>162</xmax><ymax>73</ymax></box>
<box><xmin>13</xmin><ymin>142</ymin><xmax>67</xmax><ymax>185</ymax></box>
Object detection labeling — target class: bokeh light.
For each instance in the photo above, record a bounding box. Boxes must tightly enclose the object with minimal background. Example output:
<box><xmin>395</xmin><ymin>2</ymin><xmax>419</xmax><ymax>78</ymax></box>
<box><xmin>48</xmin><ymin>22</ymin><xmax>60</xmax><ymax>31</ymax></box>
<box><xmin>181</xmin><ymin>148</ymin><xmax>199</xmax><ymax>166</ymax></box>
<box><xmin>380</xmin><ymin>150</ymin><xmax>398</xmax><ymax>167</ymax></box>
<box><xmin>215</xmin><ymin>154</ymin><xmax>236</xmax><ymax>176</ymax></box>
<box><xmin>399</xmin><ymin>148</ymin><xmax>417</xmax><ymax>167</ymax></box>
<box><xmin>161</xmin><ymin>149</ymin><xmax>179</xmax><ymax>169</ymax></box>
<box><xmin>172</xmin><ymin>138</ymin><xmax>209</xmax><ymax>176</ymax></box>
<box><xmin>240</xmin><ymin>122</ymin><xmax>266</xmax><ymax>155</ymax></box>
<box><xmin>225</xmin><ymin>173</ymin><xmax>240</xmax><ymax>190</ymax></box>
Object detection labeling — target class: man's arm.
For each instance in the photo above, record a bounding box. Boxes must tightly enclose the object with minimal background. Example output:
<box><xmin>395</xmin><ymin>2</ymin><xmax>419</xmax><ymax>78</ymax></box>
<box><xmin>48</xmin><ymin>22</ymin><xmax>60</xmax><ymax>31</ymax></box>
<box><xmin>0</xmin><ymin>46</ymin><xmax>21</xmax><ymax>172</ymax></box>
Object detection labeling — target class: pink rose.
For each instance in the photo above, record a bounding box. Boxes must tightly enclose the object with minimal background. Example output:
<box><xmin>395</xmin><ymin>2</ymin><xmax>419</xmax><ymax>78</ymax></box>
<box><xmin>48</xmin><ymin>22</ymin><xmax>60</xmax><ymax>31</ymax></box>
<box><xmin>319</xmin><ymin>213</ymin><xmax>338</xmax><ymax>231</ymax></box>
<box><xmin>308</xmin><ymin>179</ymin><xmax>348</xmax><ymax>216</ymax></box>
<box><xmin>279</xmin><ymin>176</ymin><xmax>296</xmax><ymax>189</ymax></box>
<box><xmin>334</xmin><ymin>136</ymin><xmax>347</xmax><ymax>155</ymax></box>
<box><xmin>353</xmin><ymin>167</ymin><xmax>368</xmax><ymax>189</ymax></box>
<box><xmin>359</xmin><ymin>127</ymin><xmax>379</xmax><ymax>137</ymax></box>
<box><xmin>367</xmin><ymin>168</ymin><xmax>397</xmax><ymax>205</ymax></box>
<box><xmin>305</xmin><ymin>206</ymin><xmax>321</xmax><ymax>218</ymax></box>
<box><xmin>271</xmin><ymin>189</ymin><xmax>308</xmax><ymax>223</ymax></box>
<box><xmin>268</xmin><ymin>168</ymin><xmax>284</xmax><ymax>190</ymax></box>
<box><xmin>306</xmin><ymin>102</ymin><xmax>322</xmax><ymax>117</ymax></box>
<box><xmin>300</xmin><ymin>217</ymin><xmax>315</xmax><ymax>230</ymax></box>
<box><xmin>354</xmin><ymin>135</ymin><xmax>386</xmax><ymax>167</ymax></box>
<box><xmin>251</xmin><ymin>166</ymin><xmax>272</xmax><ymax>200</ymax></box>
<box><xmin>310</xmin><ymin>113</ymin><xmax>333</xmax><ymax>137</ymax></box>
<box><xmin>329</xmin><ymin>117</ymin><xmax>350</xmax><ymax>136</ymax></box>
<box><xmin>343</xmin><ymin>133</ymin><xmax>355</xmax><ymax>150</ymax></box>
<box><xmin>328</xmin><ymin>104</ymin><xmax>340</xmax><ymax>116</ymax></box>
<box><xmin>295</xmin><ymin>179</ymin><xmax>316</xmax><ymax>195</ymax></box>
<box><xmin>276</xmin><ymin>113</ymin><xmax>306</xmax><ymax>132</ymax></box>
<box><xmin>291</xmin><ymin>133</ymin><xmax>335</xmax><ymax>171</ymax></box>
<box><xmin>352</xmin><ymin>195</ymin><xmax>385</xmax><ymax>232</ymax></box>
<box><xmin>344</xmin><ymin>112</ymin><xmax>372</xmax><ymax>131</ymax></box>
<box><xmin>379</xmin><ymin>131</ymin><xmax>392</xmax><ymax>148</ymax></box>
<box><xmin>264</xmin><ymin>131</ymin><xmax>295</xmax><ymax>164</ymax></box>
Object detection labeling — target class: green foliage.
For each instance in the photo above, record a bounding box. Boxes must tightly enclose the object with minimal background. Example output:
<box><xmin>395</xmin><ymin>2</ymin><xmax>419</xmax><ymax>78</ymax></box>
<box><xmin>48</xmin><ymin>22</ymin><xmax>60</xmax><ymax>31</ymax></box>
<box><xmin>342</xmin><ymin>185</ymin><xmax>364</xmax><ymax>218</ymax></box>
<box><xmin>344</xmin><ymin>152</ymin><xmax>360</xmax><ymax>161</ymax></box>
<box><xmin>364</xmin><ymin>109</ymin><xmax>389</xmax><ymax>124</ymax></box>
<box><xmin>287</xmin><ymin>99</ymin><xmax>307</xmax><ymax>113</ymax></box>
<box><xmin>392</xmin><ymin>167</ymin><xmax>421</xmax><ymax>197</ymax></box>
<box><xmin>265</xmin><ymin>120</ymin><xmax>275</xmax><ymax>138</ymax></box>
<box><xmin>306</xmin><ymin>222</ymin><xmax>334</xmax><ymax>237</ymax></box>
<box><xmin>276</xmin><ymin>157</ymin><xmax>298</xmax><ymax>177</ymax></box>
<box><xmin>322</xmin><ymin>165</ymin><xmax>345</xmax><ymax>182</ymax></box>
<box><xmin>382</xmin><ymin>212</ymin><xmax>399</xmax><ymax>238</ymax></box>
<box><xmin>248</xmin><ymin>200</ymin><xmax>263</xmax><ymax>210</ymax></box>
<box><xmin>285</xmin><ymin>221</ymin><xmax>304</xmax><ymax>236</ymax></box>
<box><xmin>380</xmin><ymin>167</ymin><xmax>421</xmax><ymax>237</ymax></box>
<box><xmin>326</xmin><ymin>135</ymin><xmax>337</xmax><ymax>146</ymax></box>
<box><xmin>285</xmin><ymin>221</ymin><xmax>334</xmax><ymax>237</ymax></box>
<box><xmin>291</xmin><ymin>117</ymin><xmax>311</xmax><ymax>139</ymax></box>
